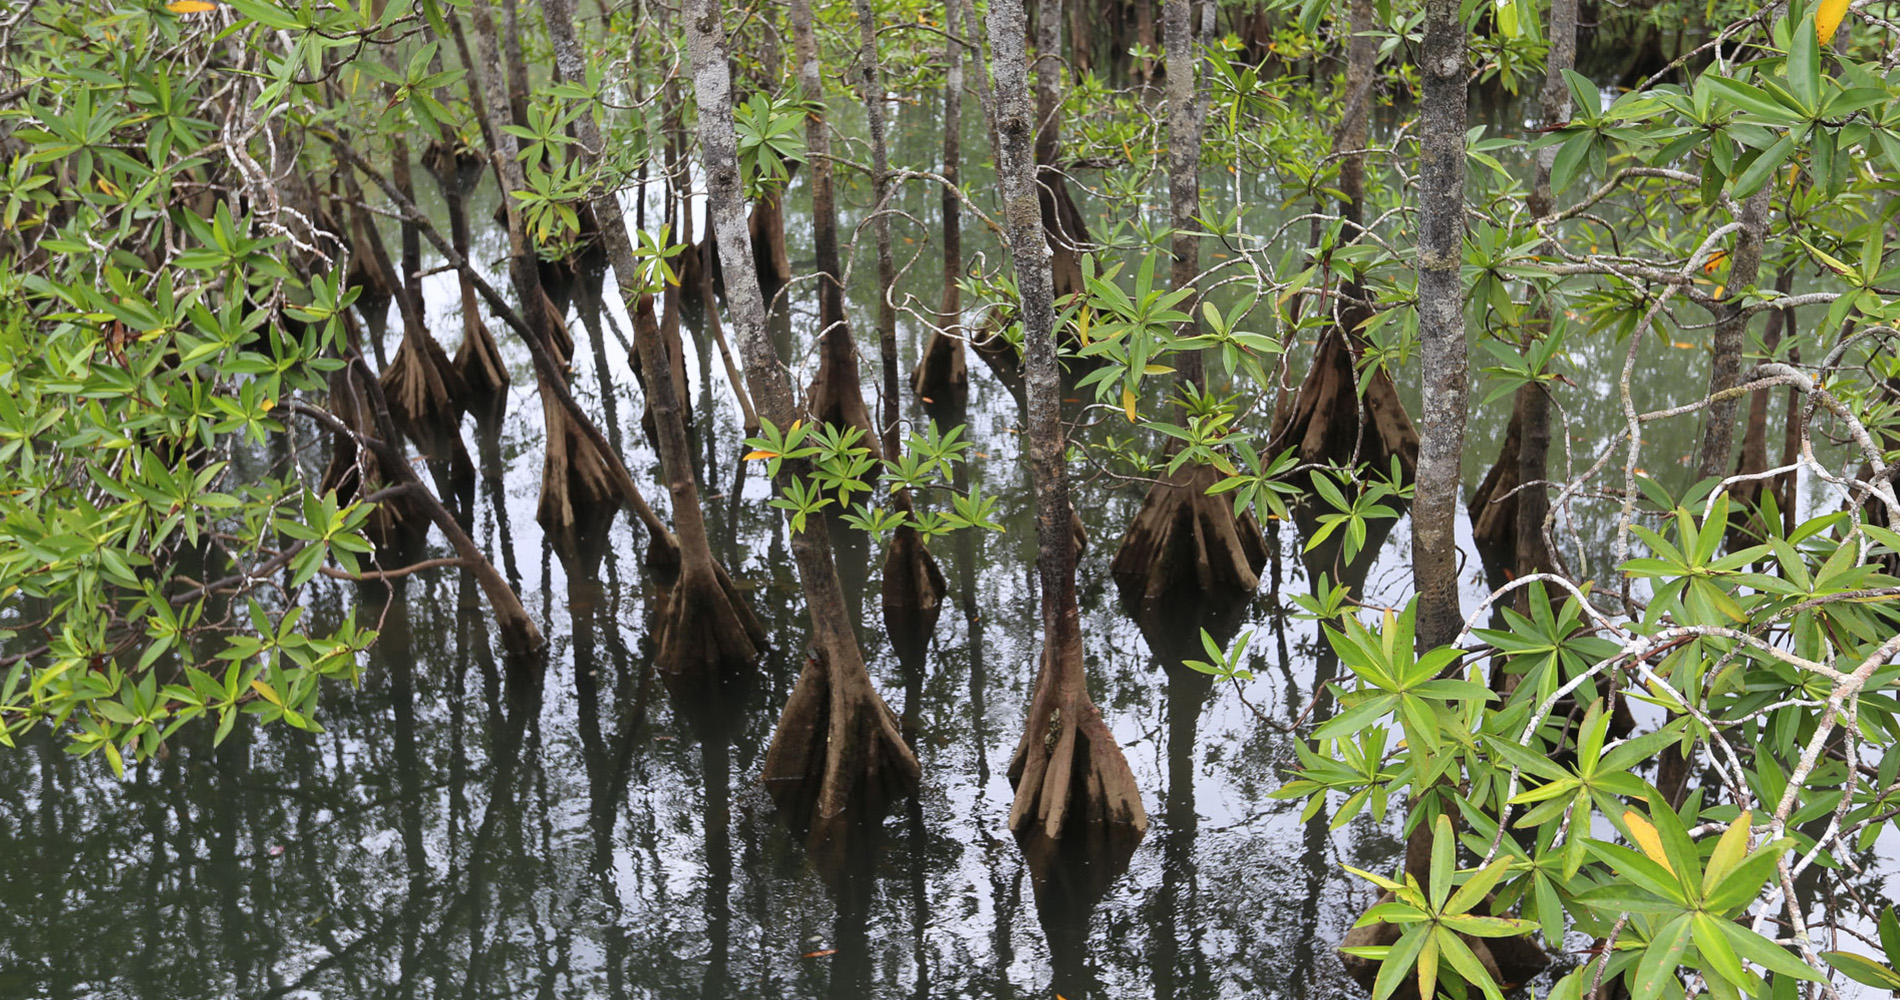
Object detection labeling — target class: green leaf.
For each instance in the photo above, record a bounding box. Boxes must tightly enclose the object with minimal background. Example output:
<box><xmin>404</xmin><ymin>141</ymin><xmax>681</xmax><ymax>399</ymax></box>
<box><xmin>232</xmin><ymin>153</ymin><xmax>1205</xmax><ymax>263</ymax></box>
<box><xmin>1633</xmin><ymin>913</ymin><xmax>1693</xmax><ymax>1000</ymax></box>
<box><xmin>1821</xmin><ymin>951</ymin><xmax>1900</xmax><ymax>990</ymax></box>
<box><xmin>1718</xmin><ymin>920</ymin><xmax>1822</xmax><ymax>981</ymax></box>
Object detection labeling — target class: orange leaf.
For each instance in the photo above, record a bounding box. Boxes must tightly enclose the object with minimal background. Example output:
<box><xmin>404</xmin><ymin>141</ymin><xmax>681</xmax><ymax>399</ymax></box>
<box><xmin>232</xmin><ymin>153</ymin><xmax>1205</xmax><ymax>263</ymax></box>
<box><xmin>1816</xmin><ymin>0</ymin><xmax>1851</xmax><ymax>43</ymax></box>
<box><xmin>1702</xmin><ymin>249</ymin><xmax>1728</xmax><ymax>274</ymax></box>
<box><xmin>802</xmin><ymin>949</ymin><xmax>837</xmax><ymax>959</ymax></box>
<box><xmin>167</xmin><ymin>0</ymin><xmax>218</xmax><ymax>12</ymax></box>
<box><xmin>742</xmin><ymin>450</ymin><xmax>775</xmax><ymax>461</ymax></box>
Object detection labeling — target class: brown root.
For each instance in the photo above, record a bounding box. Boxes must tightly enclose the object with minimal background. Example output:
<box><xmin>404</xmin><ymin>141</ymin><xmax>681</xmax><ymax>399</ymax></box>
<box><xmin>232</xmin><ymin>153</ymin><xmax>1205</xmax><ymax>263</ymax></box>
<box><xmin>880</xmin><ymin>520</ymin><xmax>947</xmax><ymax>667</ymax></box>
<box><xmin>343</xmin><ymin>204</ymin><xmax>396</xmax><ymax>326</ymax></box>
<box><xmin>1340</xmin><ymin>891</ymin><xmax>1547</xmax><ymax>997</ymax></box>
<box><xmin>806</xmin><ymin>323</ymin><xmax>882</xmax><ymax>460</ymax></box>
<box><xmin>631</xmin><ymin>287</ymin><xmax>693</xmax><ymax>457</ymax></box>
<box><xmin>1110</xmin><ymin>461</ymin><xmax>1267</xmax><ymax>613</ymax></box>
<box><xmin>1269</xmin><ymin>327</ymin><xmax>1419</xmax><ymax>485</ymax></box>
<box><xmin>420</xmin><ymin>138</ymin><xmax>485</xmax><ymax>196</ymax></box>
<box><xmin>749</xmin><ymin>185</ymin><xmax>793</xmax><ymax>300</ymax></box>
<box><xmin>453</xmin><ymin>309</ymin><xmax>510</xmax><ymax>403</ymax></box>
<box><xmin>910</xmin><ymin>329</ymin><xmax>968</xmax><ymax>409</ymax></box>
<box><xmin>1006</xmin><ymin>640</ymin><xmax>1148</xmax><ymax>849</ymax></box>
<box><xmin>762</xmin><ymin>648</ymin><xmax>921</xmax><ymax>871</ymax></box>
<box><xmin>1037</xmin><ymin>164</ymin><xmax>1090</xmax><ymax>305</ymax></box>
<box><xmin>534</xmin><ymin>319</ymin><xmax>617</xmax><ymax>551</ymax></box>
<box><xmin>536</xmin><ymin>284</ymin><xmax>576</xmax><ymax>361</ymax></box>
<box><xmin>320</xmin><ymin>365</ymin><xmax>427</xmax><ymax>549</ymax></box>
<box><xmin>653</xmin><ymin>560</ymin><xmax>765</xmax><ymax>706</ymax></box>
<box><xmin>1469</xmin><ymin>395</ymin><xmax>1524</xmax><ymax>591</ymax></box>
<box><xmin>381</xmin><ymin>327</ymin><xmax>471</xmax><ymax>450</ymax></box>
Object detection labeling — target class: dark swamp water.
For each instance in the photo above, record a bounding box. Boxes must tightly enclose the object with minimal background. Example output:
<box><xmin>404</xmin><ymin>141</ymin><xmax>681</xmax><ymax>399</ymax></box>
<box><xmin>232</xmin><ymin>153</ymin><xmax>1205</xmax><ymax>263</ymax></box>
<box><xmin>0</xmin><ymin>77</ymin><xmax>1883</xmax><ymax>1000</ymax></box>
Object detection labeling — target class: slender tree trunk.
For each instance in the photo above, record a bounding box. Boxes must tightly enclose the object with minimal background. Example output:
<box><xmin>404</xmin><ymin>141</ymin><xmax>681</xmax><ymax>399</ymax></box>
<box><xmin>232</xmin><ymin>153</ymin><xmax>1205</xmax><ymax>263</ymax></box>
<box><xmin>1106</xmin><ymin>0</ymin><xmax>1265</xmax><ymax>610</ymax></box>
<box><xmin>1411</xmin><ymin>0</ymin><xmax>1468</xmax><ymax>654</ymax></box>
<box><xmin>791</xmin><ymin>0</ymin><xmax>880</xmax><ymax>455</ymax></box>
<box><xmin>1697</xmin><ymin>185</ymin><xmax>1772</xmax><ymax>482</ymax></box>
<box><xmin>857</xmin><ymin>0</ymin><xmax>902</xmax><ymax>459</ymax></box>
<box><xmin>1034</xmin><ymin>0</ymin><xmax>1062</xmax><ymax>167</ymax></box>
<box><xmin>1163</xmin><ymin>0</ymin><xmax>1201</xmax><ymax>379</ymax></box>
<box><xmin>1514</xmin><ymin>0</ymin><xmax>1575</xmax><ymax>585</ymax></box>
<box><xmin>538</xmin><ymin>0</ymin><xmax>764</xmax><ymax>691</ymax></box>
<box><xmin>856</xmin><ymin>0</ymin><xmax>949</xmax><ymax>667</ymax></box>
<box><xmin>961</xmin><ymin>0</ymin><xmax>1003</xmax><ymax>163</ymax></box>
<box><xmin>912</xmin><ymin>0</ymin><xmax>968</xmax><ymax>404</ymax></box>
<box><xmin>686</xmin><ymin>0</ymin><xmax>919</xmax><ymax>863</ymax></box>
<box><xmin>987</xmin><ymin>0</ymin><xmax>1146</xmax><ymax>850</ymax></box>
<box><xmin>456</xmin><ymin>0</ymin><xmax>683</xmax><ymax>567</ymax></box>
<box><xmin>1135</xmin><ymin>0</ymin><xmax>1155</xmax><ymax>86</ymax></box>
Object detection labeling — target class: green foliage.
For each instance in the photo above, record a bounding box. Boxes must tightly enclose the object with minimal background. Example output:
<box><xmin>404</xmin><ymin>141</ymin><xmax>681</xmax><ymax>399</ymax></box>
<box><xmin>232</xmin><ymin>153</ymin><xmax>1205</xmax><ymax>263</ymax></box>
<box><xmin>0</xmin><ymin>0</ymin><xmax>389</xmax><ymax>767</ymax></box>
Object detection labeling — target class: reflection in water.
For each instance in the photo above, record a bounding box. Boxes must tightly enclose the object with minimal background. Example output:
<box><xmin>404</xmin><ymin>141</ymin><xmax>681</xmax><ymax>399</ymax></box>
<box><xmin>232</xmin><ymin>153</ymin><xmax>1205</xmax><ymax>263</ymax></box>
<box><xmin>3</xmin><ymin>76</ymin><xmax>1869</xmax><ymax>1000</ymax></box>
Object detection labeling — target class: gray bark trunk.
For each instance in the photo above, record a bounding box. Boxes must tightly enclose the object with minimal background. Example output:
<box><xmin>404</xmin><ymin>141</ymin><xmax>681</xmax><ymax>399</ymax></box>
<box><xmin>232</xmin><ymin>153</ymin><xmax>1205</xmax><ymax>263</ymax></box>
<box><xmin>989</xmin><ymin>0</ymin><xmax>1146</xmax><ymax>848</ymax></box>
<box><xmin>685</xmin><ymin>0</ymin><xmax>919</xmax><ymax>837</ymax></box>
<box><xmin>1163</xmin><ymin>0</ymin><xmax>1202</xmax><ymax>382</ymax></box>
<box><xmin>1411</xmin><ymin>0</ymin><xmax>1468</xmax><ymax>653</ymax></box>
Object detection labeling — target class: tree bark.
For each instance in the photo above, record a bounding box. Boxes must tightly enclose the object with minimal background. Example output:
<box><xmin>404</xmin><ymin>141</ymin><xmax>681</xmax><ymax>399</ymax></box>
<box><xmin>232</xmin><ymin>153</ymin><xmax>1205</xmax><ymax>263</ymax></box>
<box><xmin>1697</xmin><ymin>185</ymin><xmax>1772</xmax><ymax>483</ymax></box>
<box><xmin>856</xmin><ymin>0</ymin><xmax>949</xmax><ymax>663</ymax></box>
<box><xmin>1511</xmin><ymin>0</ymin><xmax>1575</xmax><ymax>587</ymax></box>
<box><xmin>1411</xmin><ymin>0</ymin><xmax>1469</xmax><ymax>654</ymax></box>
<box><xmin>1108</xmin><ymin>0</ymin><xmax>1266</xmax><ymax>611</ymax></box>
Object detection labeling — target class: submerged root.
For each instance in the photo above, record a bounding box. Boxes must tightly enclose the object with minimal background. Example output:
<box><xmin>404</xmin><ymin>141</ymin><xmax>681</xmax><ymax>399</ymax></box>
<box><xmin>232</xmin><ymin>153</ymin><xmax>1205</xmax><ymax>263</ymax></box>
<box><xmin>420</xmin><ymin>138</ymin><xmax>486</xmax><ymax>195</ymax></box>
<box><xmin>806</xmin><ymin>328</ymin><xmax>882</xmax><ymax>460</ymax></box>
<box><xmin>881</xmin><ymin>521</ymin><xmax>947</xmax><ymax>667</ymax></box>
<box><xmin>1007</xmin><ymin>641</ymin><xmax>1148</xmax><ymax>849</ymax></box>
<box><xmin>320</xmin><ymin>366</ymin><xmax>426</xmax><ymax>548</ymax></box>
<box><xmin>653</xmin><ymin>562</ymin><xmax>765</xmax><ymax>705</ymax></box>
<box><xmin>1269</xmin><ymin>328</ymin><xmax>1418</xmax><ymax>485</ymax></box>
<box><xmin>454</xmin><ymin>310</ymin><xmax>510</xmax><ymax>403</ymax></box>
<box><xmin>911</xmin><ymin>329</ymin><xmax>968</xmax><ymax>409</ymax></box>
<box><xmin>1110</xmin><ymin>461</ymin><xmax>1266</xmax><ymax>613</ymax></box>
<box><xmin>1468</xmin><ymin>398</ymin><xmax>1523</xmax><ymax>590</ymax></box>
<box><xmin>381</xmin><ymin>328</ymin><xmax>471</xmax><ymax>451</ymax></box>
<box><xmin>750</xmin><ymin>187</ymin><xmax>792</xmax><ymax>300</ymax></box>
<box><xmin>535</xmin><ymin>362</ymin><xmax>619</xmax><ymax>552</ymax></box>
<box><xmin>631</xmin><ymin>291</ymin><xmax>692</xmax><ymax>456</ymax></box>
<box><xmin>763</xmin><ymin>649</ymin><xmax>921</xmax><ymax>871</ymax></box>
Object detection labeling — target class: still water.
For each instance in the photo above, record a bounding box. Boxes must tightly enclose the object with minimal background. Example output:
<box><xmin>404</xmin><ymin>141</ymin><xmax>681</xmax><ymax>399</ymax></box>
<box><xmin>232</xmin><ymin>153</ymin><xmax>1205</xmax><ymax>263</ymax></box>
<box><xmin>0</xmin><ymin>79</ymin><xmax>1871</xmax><ymax>1000</ymax></box>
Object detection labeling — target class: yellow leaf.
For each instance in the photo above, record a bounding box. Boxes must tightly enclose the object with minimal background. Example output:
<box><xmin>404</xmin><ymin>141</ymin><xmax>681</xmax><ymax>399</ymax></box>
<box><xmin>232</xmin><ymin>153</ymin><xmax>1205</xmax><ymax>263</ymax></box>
<box><xmin>251</xmin><ymin>678</ymin><xmax>284</xmax><ymax>707</ymax></box>
<box><xmin>1121</xmin><ymin>385</ymin><xmax>1137</xmax><ymax>422</ymax></box>
<box><xmin>742</xmin><ymin>450</ymin><xmax>775</xmax><ymax>461</ymax></box>
<box><xmin>1623</xmin><ymin>809</ymin><xmax>1674</xmax><ymax>875</ymax></box>
<box><xmin>1816</xmin><ymin>0</ymin><xmax>1850</xmax><ymax>44</ymax></box>
<box><xmin>1702</xmin><ymin>810</ymin><xmax>1752</xmax><ymax>896</ymax></box>
<box><xmin>167</xmin><ymin>0</ymin><xmax>218</xmax><ymax>12</ymax></box>
<box><xmin>260</xmin><ymin>398</ymin><xmax>274</xmax><ymax>412</ymax></box>
<box><xmin>1702</xmin><ymin>249</ymin><xmax>1728</xmax><ymax>274</ymax></box>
